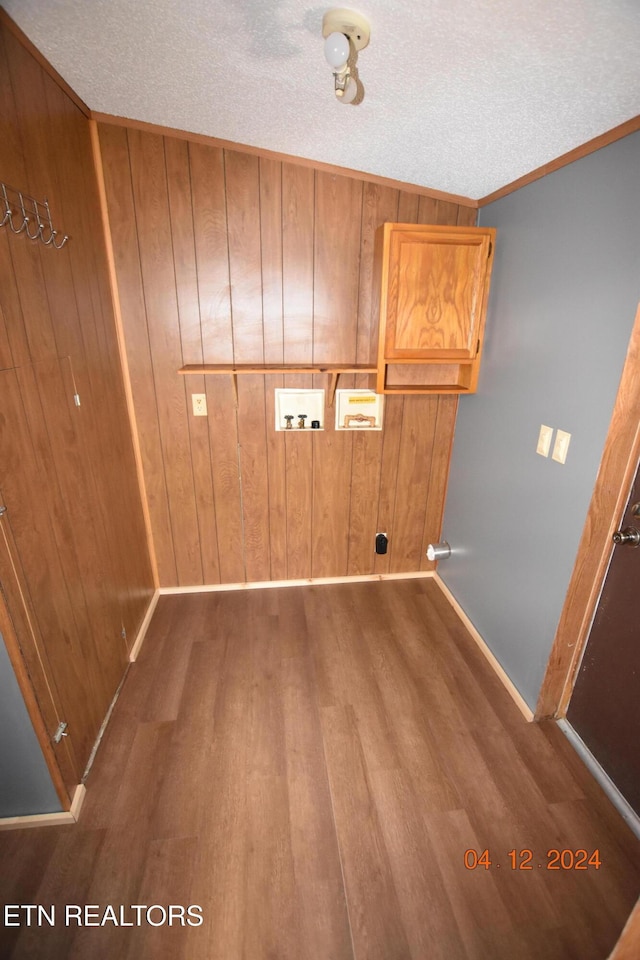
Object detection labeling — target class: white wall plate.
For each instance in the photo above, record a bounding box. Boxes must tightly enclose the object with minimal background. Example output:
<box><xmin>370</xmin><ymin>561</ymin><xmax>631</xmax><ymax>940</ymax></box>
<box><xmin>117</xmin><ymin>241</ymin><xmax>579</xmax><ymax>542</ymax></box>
<box><xmin>335</xmin><ymin>389</ymin><xmax>384</xmax><ymax>430</ymax></box>
<box><xmin>275</xmin><ymin>388</ymin><xmax>325</xmax><ymax>431</ymax></box>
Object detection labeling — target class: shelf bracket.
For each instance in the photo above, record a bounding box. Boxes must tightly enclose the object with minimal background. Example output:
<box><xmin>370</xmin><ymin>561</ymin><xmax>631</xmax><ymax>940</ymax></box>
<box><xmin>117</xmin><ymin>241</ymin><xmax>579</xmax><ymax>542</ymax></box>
<box><xmin>329</xmin><ymin>372</ymin><xmax>339</xmax><ymax>407</ymax></box>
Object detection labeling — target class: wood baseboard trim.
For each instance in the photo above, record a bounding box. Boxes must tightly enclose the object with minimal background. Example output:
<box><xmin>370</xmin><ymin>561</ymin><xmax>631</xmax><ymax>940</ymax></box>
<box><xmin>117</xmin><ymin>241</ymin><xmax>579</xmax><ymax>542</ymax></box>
<box><xmin>433</xmin><ymin>574</ymin><xmax>534</xmax><ymax>722</ymax></box>
<box><xmin>158</xmin><ymin>571</ymin><xmax>435</xmax><ymax>596</ymax></box>
<box><xmin>0</xmin><ymin>783</ymin><xmax>86</xmax><ymax>832</ymax></box>
<box><xmin>557</xmin><ymin>720</ymin><xmax>640</xmax><ymax>842</ymax></box>
<box><xmin>128</xmin><ymin>589</ymin><xmax>160</xmax><ymax>662</ymax></box>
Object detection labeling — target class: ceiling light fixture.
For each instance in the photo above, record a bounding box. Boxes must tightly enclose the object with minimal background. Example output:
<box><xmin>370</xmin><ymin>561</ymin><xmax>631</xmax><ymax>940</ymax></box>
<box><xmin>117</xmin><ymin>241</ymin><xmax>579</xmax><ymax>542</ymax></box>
<box><xmin>322</xmin><ymin>8</ymin><xmax>370</xmax><ymax>105</ymax></box>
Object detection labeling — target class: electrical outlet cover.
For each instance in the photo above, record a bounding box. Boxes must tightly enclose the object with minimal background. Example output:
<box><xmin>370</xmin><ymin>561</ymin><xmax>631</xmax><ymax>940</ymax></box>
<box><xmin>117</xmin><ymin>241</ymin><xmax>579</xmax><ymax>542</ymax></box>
<box><xmin>536</xmin><ymin>424</ymin><xmax>553</xmax><ymax>457</ymax></box>
<box><xmin>552</xmin><ymin>429</ymin><xmax>571</xmax><ymax>464</ymax></box>
<box><xmin>192</xmin><ymin>393</ymin><xmax>207</xmax><ymax>416</ymax></box>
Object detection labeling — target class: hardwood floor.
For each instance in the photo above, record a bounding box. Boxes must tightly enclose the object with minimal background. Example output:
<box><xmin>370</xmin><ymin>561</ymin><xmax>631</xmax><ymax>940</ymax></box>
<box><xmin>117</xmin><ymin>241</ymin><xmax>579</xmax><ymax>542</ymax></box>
<box><xmin>1</xmin><ymin>578</ymin><xmax>638</xmax><ymax>959</ymax></box>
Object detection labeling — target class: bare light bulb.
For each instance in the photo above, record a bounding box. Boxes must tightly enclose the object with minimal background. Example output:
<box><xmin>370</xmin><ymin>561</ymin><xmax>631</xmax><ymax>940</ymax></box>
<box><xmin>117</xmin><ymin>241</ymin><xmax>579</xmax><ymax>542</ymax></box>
<box><xmin>324</xmin><ymin>31</ymin><xmax>350</xmax><ymax>69</ymax></box>
<box><xmin>337</xmin><ymin>76</ymin><xmax>358</xmax><ymax>104</ymax></box>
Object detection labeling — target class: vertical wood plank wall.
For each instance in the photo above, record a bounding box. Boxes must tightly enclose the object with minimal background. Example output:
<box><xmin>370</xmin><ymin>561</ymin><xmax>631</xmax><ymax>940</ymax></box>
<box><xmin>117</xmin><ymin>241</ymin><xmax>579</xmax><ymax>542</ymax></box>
<box><xmin>98</xmin><ymin>124</ymin><xmax>477</xmax><ymax>587</ymax></box>
<box><xmin>0</xmin><ymin>21</ymin><xmax>154</xmax><ymax>790</ymax></box>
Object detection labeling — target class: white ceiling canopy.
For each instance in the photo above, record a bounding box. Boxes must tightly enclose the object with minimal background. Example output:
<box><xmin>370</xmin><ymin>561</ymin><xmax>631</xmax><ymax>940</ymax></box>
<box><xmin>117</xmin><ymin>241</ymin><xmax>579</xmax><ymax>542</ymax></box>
<box><xmin>4</xmin><ymin>0</ymin><xmax>640</xmax><ymax>198</ymax></box>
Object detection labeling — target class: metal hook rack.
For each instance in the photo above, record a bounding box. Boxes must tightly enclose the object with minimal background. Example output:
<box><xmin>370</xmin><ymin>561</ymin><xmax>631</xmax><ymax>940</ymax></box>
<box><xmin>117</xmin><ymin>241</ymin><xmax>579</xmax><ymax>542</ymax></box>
<box><xmin>1</xmin><ymin>181</ymin><xmax>69</xmax><ymax>249</ymax></box>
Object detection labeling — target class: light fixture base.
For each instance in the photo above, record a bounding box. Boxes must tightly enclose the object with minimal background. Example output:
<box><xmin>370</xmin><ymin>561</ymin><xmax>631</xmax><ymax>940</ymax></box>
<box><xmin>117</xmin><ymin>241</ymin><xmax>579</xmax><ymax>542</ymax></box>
<box><xmin>322</xmin><ymin>8</ymin><xmax>370</xmax><ymax>52</ymax></box>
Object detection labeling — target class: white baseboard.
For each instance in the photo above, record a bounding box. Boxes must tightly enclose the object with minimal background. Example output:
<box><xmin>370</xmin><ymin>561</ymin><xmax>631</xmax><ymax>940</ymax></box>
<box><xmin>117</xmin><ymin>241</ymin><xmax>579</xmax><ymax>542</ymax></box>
<box><xmin>433</xmin><ymin>574</ymin><xmax>534</xmax><ymax>722</ymax></box>
<box><xmin>557</xmin><ymin>720</ymin><xmax>640</xmax><ymax>841</ymax></box>
<box><xmin>0</xmin><ymin>783</ymin><xmax>86</xmax><ymax>831</ymax></box>
<box><xmin>159</xmin><ymin>571</ymin><xmax>435</xmax><ymax>595</ymax></box>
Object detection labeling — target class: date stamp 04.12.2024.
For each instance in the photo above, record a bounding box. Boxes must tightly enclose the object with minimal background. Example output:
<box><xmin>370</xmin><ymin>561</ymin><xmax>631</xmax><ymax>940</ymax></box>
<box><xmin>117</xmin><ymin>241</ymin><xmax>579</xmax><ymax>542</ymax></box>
<box><xmin>464</xmin><ymin>849</ymin><xmax>602</xmax><ymax>871</ymax></box>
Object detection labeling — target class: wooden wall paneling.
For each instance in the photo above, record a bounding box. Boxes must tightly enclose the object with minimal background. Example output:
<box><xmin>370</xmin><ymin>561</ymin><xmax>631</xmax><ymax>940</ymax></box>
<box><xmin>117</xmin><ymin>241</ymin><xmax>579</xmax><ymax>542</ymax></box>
<box><xmin>165</xmin><ymin>136</ymin><xmax>220</xmax><ymax>585</ymax></box>
<box><xmin>2</xmin><ymin>29</ymin><xmax>122</xmax><ymax>742</ymax></box>
<box><xmin>98</xmin><ymin>121</ymin><xmax>470</xmax><ymax>586</ymax></box>
<box><xmin>282</xmin><ymin>163</ymin><xmax>315</xmax><ymax>365</ymax></box>
<box><xmin>457</xmin><ymin>205</ymin><xmax>478</xmax><ymax>227</ymax></box>
<box><xmin>391</xmin><ymin>396</ymin><xmax>440</xmax><ymax>571</ymax></box>
<box><xmin>237</xmin><ymin>372</ymin><xmax>272</xmax><ymax>583</ymax></box>
<box><xmin>312</xmin><ymin>172</ymin><xmax>362</xmax><ymax>365</ymax></box>
<box><xmin>420</xmin><ymin>396</ymin><xmax>459</xmax><ymax>571</ymax></box>
<box><xmin>259</xmin><ymin>158</ymin><xmax>287</xmax><ymax>580</ymax></box>
<box><xmin>259</xmin><ymin>158</ymin><xmax>285</xmax><ymax>366</ymax></box>
<box><xmin>226</xmin><ymin>150</ymin><xmax>271</xmax><ymax>582</ymax></box>
<box><xmin>189</xmin><ymin>141</ymin><xmax>245</xmax><ymax>584</ymax></box>
<box><xmin>434</xmin><ymin>199</ymin><xmax>460</xmax><ymax>224</ymax></box>
<box><xmin>1</xmin><ymin>36</ymin><xmax>60</xmax><ymax>365</ymax></box>
<box><xmin>9</xmin><ymin>58</ymin><xmax>127</xmax><ymax>678</ymax></box>
<box><xmin>225</xmin><ymin>149</ymin><xmax>265</xmax><ymax>363</ymax></box>
<box><xmin>417</xmin><ymin>201</ymin><xmax>462</xmax><ymax>571</ymax></box>
<box><xmin>373</xmin><ymin>394</ymin><xmax>404</xmax><ymax>575</ymax></box>
<box><xmin>373</xmin><ymin>189</ymin><xmax>421</xmax><ymax>574</ymax></box>
<box><xmin>417</xmin><ymin>196</ymin><xmax>438</xmax><ymax>222</ymax></box>
<box><xmin>74</xmin><ymin>115</ymin><xmax>156</xmax><ymax>643</ymax></box>
<box><xmin>127</xmin><ymin>129</ymin><xmax>202</xmax><ymax>586</ymax></box>
<box><xmin>189</xmin><ymin>142</ymin><xmax>234</xmax><ymax>364</ymax></box>
<box><xmin>0</xmin><ymin>369</ymin><xmax>101</xmax><ymax>771</ymax></box>
<box><xmin>0</xmin><ymin>299</ymin><xmax>12</xmax><ymax>369</ymax></box>
<box><xmin>98</xmin><ymin>123</ymin><xmax>177</xmax><ymax>585</ymax></box>
<box><xmin>311</xmin><ymin>173</ymin><xmax>362</xmax><ymax>577</ymax></box>
<box><xmin>264</xmin><ymin>374</ymin><xmax>288</xmax><ymax>581</ymax></box>
<box><xmin>348</xmin><ymin>183</ymin><xmax>400</xmax><ymax>575</ymax></box>
<box><xmin>284</xmin><ymin>409</ymin><xmax>313</xmax><ymax>579</ymax></box>
<box><xmin>282</xmin><ymin>163</ymin><xmax>315</xmax><ymax>578</ymax></box>
<box><xmin>43</xmin><ymin>84</ymin><xmax>124</xmax><ymax>608</ymax></box>
<box><xmin>203</xmin><ymin>372</ymin><xmax>245</xmax><ymax>584</ymax></box>
<box><xmin>72</xmin><ymin>118</ymin><xmax>155</xmax><ymax>639</ymax></box>
<box><xmin>356</xmin><ymin>183</ymin><xmax>400</xmax><ymax>375</ymax></box>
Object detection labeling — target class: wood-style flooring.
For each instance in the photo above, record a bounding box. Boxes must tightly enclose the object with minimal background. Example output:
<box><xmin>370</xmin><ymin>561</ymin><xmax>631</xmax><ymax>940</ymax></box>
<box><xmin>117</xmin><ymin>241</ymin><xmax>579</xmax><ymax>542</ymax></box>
<box><xmin>1</xmin><ymin>578</ymin><xmax>639</xmax><ymax>959</ymax></box>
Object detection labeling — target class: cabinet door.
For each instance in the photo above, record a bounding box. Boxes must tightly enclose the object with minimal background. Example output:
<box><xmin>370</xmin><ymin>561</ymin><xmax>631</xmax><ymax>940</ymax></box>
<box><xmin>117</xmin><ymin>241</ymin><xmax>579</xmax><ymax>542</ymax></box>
<box><xmin>383</xmin><ymin>226</ymin><xmax>492</xmax><ymax>360</ymax></box>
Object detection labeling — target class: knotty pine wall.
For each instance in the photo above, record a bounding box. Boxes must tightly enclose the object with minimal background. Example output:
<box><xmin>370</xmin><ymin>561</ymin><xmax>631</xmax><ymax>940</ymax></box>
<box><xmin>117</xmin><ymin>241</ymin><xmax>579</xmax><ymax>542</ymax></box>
<box><xmin>98</xmin><ymin>122</ymin><xmax>476</xmax><ymax>587</ymax></box>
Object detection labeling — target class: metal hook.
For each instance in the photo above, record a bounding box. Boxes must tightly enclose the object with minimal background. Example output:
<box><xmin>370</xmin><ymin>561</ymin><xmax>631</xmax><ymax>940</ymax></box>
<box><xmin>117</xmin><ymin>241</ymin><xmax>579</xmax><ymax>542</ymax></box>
<box><xmin>1</xmin><ymin>182</ymin><xmax>69</xmax><ymax>249</ymax></box>
<box><xmin>51</xmin><ymin>231</ymin><xmax>69</xmax><ymax>250</ymax></box>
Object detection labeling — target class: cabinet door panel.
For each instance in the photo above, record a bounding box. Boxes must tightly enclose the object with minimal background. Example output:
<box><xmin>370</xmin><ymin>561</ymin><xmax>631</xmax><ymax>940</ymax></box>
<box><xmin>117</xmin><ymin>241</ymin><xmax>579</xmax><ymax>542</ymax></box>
<box><xmin>384</xmin><ymin>229</ymin><xmax>490</xmax><ymax>360</ymax></box>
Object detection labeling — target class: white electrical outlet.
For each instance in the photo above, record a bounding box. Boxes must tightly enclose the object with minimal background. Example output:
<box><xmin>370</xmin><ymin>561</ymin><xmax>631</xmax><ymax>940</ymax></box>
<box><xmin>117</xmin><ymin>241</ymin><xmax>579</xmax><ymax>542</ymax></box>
<box><xmin>536</xmin><ymin>424</ymin><xmax>553</xmax><ymax>457</ymax></box>
<box><xmin>192</xmin><ymin>393</ymin><xmax>207</xmax><ymax>417</ymax></box>
<box><xmin>552</xmin><ymin>429</ymin><xmax>571</xmax><ymax>464</ymax></box>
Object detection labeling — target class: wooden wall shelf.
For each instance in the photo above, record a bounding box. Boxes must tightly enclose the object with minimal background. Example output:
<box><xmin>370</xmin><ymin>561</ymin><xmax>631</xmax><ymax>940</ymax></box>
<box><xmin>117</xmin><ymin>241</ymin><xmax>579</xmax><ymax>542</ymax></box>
<box><xmin>178</xmin><ymin>364</ymin><xmax>377</xmax><ymax>406</ymax></box>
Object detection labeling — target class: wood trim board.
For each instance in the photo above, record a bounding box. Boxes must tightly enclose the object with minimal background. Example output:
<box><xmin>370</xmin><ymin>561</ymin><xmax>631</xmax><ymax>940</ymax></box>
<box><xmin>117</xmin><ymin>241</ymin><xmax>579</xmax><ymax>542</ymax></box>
<box><xmin>536</xmin><ymin>302</ymin><xmax>640</xmax><ymax>719</ymax></box>
<box><xmin>91</xmin><ymin>111</ymin><xmax>478</xmax><ymax>208</ymax></box>
<box><xmin>89</xmin><ymin>119</ymin><xmax>160</xmax><ymax>588</ymax></box>
<box><xmin>0</xmin><ymin>784</ymin><xmax>85</xmax><ymax>831</ymax></box>
<box><xmin>479</xmin><ymin>115</ymin><xmax>640</xmax><ymax>206</ymax></box>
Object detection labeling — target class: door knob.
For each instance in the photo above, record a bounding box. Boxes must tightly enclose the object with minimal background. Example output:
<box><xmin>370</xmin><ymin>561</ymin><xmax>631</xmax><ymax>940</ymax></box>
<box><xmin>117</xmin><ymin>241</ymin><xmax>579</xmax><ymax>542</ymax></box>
<box><xmin>612</xmin><ymin>526</ymin><xmax>640</xmax><ymax>546</ymax></box>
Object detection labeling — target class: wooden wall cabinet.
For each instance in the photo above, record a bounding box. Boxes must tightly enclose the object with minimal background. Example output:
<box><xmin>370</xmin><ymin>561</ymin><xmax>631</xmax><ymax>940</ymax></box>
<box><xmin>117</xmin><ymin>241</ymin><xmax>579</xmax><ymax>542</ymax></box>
<box><xmin>374</xmin><ymin>223</ymin><xmax>496</xmax><ymax>394</ymax></box>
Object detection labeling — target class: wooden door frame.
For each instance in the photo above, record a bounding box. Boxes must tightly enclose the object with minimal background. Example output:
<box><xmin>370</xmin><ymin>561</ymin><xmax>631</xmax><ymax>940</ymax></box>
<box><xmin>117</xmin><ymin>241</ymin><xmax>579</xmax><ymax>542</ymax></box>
<box><xmin>536</xmin><ymin>303</ymin><xmax>640</xmax><ymax>719</ymax></box>
<box><xmin>0</xmin><ymin>512</ymin><xmax>75</xmax><ymax>810</ymax></box>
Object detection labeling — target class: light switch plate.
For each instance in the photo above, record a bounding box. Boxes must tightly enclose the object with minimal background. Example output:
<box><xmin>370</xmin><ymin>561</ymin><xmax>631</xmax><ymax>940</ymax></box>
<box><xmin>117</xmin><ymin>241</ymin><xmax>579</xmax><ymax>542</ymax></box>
<box><xmin>552</xmin><ymin>429</ymin><xmax>571</xmax><ymax>464</ymax></box>
<box><xmin>192</xmin><ymin>393</ymin><xmax>207</xmax><ymax>416</ymax></box>
<box><xmin>536</xmin><ymin>424</ymin><xmax>553</xmax><ymax>457</ymax></box>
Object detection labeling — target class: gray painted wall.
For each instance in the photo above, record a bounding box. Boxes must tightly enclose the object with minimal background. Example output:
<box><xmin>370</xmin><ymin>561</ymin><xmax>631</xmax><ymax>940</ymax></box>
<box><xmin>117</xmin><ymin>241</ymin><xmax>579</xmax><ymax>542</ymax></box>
<box><xmin>0</xmin><ymin>635</ymin><xmax>62</xmax><ymax>817</ymax></box>
<box><xmin>441</xmin><ymin>131</ymin><xmax>640</xmax><ymax>710</ymax></box>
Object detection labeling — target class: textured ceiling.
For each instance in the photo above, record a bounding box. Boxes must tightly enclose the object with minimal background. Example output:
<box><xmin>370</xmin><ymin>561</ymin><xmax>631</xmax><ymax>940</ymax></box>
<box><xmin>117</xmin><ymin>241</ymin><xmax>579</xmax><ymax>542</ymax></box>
<box><xmin>4</xmin><ymin>0</ymin><xmax>640</xmax><ymax>198</ymax></box>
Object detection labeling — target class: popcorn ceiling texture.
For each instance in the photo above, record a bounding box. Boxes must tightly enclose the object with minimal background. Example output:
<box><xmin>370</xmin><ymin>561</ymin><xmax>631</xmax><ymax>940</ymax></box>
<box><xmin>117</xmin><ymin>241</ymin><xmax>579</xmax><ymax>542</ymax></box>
<box><xmin>4</xmin><ymin>0</ymin><xmax>640</xmax><ymax>198</ymax></box>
